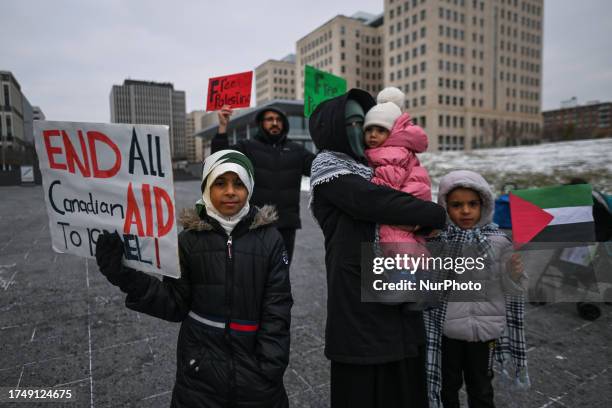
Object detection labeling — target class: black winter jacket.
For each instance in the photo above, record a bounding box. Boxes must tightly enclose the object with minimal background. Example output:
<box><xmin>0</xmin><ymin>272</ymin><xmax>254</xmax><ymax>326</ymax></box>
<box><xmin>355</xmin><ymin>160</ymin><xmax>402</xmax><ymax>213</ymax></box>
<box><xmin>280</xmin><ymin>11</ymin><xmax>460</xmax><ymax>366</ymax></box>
<box><xmin>309</xmin><ymin>89</ymin><xmax>447</xmax><ymax>364</ymax></box>
<box><xmin>122</xmin><ymin>206</ymin><xmax>292</xmax><ymax>408</ymax></box>
<box><xmin>211</xmin><ymin>108</ymin><xmax>315</xmax><ymax>230</ymax></box>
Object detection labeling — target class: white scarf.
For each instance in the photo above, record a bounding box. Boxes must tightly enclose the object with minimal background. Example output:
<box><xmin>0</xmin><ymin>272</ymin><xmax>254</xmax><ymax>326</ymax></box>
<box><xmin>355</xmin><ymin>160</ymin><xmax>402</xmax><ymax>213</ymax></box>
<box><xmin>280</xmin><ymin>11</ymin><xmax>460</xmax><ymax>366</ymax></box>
<box><xmin>198</xmin><ymin>150</ymin><xmax>254</xmax><ymax>235</ymax></box>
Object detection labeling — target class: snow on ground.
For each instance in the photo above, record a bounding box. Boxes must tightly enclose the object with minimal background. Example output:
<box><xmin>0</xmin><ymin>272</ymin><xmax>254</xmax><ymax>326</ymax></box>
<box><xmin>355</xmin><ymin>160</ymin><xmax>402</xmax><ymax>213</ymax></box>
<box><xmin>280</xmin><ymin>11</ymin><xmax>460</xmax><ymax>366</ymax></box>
<box><xmin>302</xmin><ymin>138</ymin><xmax>612</xmax><ymax>196</ymax></box>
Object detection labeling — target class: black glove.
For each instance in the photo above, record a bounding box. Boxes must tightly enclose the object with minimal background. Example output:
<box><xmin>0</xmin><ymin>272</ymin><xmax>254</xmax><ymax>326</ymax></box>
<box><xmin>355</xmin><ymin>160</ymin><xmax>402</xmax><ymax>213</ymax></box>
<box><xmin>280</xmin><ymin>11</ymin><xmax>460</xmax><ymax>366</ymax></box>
<box><xmin>96</xmin><ymin>232</ymin><xmax>151</xmax><ymax>297</ymax></box>
<box><xmin>96</xmin><ymin>232</ymin><xmax>128</xmax><ymax>287</ymax></box>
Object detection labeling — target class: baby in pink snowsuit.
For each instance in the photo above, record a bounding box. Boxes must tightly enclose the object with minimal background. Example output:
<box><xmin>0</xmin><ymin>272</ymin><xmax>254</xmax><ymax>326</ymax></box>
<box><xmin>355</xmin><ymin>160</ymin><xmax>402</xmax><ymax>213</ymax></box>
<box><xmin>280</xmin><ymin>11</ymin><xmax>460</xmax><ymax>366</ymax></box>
<box><xmin>364</xmin><ymin>88</ymin><xmax>432</xmax><ymax>245</ymax></box>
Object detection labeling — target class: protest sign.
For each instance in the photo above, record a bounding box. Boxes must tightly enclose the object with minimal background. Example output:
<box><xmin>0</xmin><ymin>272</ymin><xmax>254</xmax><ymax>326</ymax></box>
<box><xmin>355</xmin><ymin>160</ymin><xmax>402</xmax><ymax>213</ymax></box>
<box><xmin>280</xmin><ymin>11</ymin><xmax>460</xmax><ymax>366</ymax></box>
<box><xmin>509</xmin><ymin>184</ymin><xmax>595</xmax><ymax>249</ymax></box>
<box><xmin>33</xmin><ymin>121</ymin><xmax>180</xmax><ymax>278</ymax></box>
<box><xmin>206</xmin><ymin>71</ymin><xmax>253</xmax><ymax>111</ymax></box>
<box><xmin>304</xmin><ymin>65</ymin><xmax>347</xmax><ymax>117</ymax></box>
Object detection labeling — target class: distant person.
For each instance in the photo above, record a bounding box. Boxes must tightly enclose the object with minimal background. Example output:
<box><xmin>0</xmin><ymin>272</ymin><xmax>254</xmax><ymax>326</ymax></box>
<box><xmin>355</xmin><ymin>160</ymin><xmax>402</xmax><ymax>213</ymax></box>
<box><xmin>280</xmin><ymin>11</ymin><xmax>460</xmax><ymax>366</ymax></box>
<box><xmin>309</xmin><ymin>89</ymin><xmax>447</xmax><ymax>408</ymax></box>
<box><xmin>95</xmin><ymin>150</ymin><xmax>292</xmax><ymax>407</ymax></box>
<box><xmin>425</xmin><ymin>170</ymin><xmax>529</xmax><ymax>408</ymax></box>
<box><xmin>211</xmin><ymin>105</ymin><xmax>315</xmax><ymax>265</ymax></box>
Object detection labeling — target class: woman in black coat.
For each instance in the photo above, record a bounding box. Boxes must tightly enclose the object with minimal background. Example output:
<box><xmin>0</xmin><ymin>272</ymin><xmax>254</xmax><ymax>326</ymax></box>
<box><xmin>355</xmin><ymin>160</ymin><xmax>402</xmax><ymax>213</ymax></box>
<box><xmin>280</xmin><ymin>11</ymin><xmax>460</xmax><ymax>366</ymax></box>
<box><xmin>309</xmin><ymin>89</ymin><xmax>446</xmax><ymax>407</ymax></box>
<box><xmin>96</xmin><ymin>150</ymin><xmax>292</xmax><ymax>407</ymax></box>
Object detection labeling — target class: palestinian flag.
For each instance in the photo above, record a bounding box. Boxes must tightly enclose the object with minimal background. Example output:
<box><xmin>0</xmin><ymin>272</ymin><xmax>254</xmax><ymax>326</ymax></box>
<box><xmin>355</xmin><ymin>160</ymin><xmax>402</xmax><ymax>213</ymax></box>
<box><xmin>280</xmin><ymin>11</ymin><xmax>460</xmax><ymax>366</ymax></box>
<box><xmin>509</xmin><ymin>184</ymin><xmax>595</xmax><ymax>248</ymax></box>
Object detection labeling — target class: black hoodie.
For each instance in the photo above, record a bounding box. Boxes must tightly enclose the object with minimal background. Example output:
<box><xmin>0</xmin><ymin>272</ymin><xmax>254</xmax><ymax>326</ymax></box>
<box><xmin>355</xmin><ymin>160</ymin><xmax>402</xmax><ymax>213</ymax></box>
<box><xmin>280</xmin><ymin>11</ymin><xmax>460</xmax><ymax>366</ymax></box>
<box><xmin>212</xmin><ymin>107</ymin><xmax>315</xmax><ymax>229</ymax></box>
<box><xmin>309</xmin><ymin>89</ymin><xmax>447</xmax><ymax>364</ymax></box>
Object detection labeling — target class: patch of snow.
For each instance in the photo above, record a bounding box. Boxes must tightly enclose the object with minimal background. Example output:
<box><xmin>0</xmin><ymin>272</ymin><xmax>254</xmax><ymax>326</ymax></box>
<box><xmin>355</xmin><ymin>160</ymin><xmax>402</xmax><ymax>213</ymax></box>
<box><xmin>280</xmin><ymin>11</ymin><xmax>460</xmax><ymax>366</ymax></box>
<box><xmin>302</xmin><ymin>139</ymin><xmax>612</xmax><ymax>195</ymax></box>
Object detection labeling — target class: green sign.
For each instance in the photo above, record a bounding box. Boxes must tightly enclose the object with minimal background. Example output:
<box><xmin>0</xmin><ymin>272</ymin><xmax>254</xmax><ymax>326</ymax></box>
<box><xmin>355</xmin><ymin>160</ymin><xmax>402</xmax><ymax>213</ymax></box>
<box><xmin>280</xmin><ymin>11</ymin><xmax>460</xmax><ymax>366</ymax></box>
<box><xmin>304</xmin><ymin>65</ymin><xmax>347</xmax><ymax>117</ymax></box>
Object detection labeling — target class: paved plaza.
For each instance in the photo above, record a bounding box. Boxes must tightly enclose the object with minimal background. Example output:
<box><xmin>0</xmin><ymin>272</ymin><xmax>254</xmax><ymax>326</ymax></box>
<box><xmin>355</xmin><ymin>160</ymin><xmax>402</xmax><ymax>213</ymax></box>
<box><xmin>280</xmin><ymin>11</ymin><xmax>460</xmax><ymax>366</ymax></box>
<box><xmin>0</xmin><ymin>181</ymin><xmax>610</xmax><ymax>407</ymax></box>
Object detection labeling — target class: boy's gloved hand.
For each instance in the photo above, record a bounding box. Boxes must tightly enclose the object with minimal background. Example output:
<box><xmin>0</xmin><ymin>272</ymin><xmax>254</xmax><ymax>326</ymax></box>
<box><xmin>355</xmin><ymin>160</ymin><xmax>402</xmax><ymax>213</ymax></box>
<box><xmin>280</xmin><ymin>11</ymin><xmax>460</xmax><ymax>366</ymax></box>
<box><xmin>95</xmin><ymin>232</ymin><xmax>127</xmax><ymax>287</ymax></box>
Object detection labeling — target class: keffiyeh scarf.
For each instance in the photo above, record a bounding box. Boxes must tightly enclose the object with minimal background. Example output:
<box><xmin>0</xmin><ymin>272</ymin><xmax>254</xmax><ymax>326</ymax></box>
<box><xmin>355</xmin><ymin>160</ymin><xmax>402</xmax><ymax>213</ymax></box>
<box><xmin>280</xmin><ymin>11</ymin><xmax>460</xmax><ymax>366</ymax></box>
<box><xmin>309</xmin><ymin>150</ymin><xmax>373</xmax><ymax>213</ymax></box>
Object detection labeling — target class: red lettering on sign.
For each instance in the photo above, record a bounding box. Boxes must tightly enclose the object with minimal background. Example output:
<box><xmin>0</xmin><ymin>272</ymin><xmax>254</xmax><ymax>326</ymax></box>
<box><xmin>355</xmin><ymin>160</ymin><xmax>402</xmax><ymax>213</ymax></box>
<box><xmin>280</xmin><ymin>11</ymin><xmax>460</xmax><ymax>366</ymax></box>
<box><xmin>87</xmin><ymin>131</ymin><xmax>121</xmax><ymax>178</ymax></box>
<box><xmin>43</xmin><ymin>130</ymin><xmax>67</xmax><ymax>170</ymax></box>
<box><xmin>142</xmin><ymin>183</ymin><xmax>153</xmax><ymax>237</ymax></box>
<box><xmin>62</xmin><ymin>130</ymin><xmax>91</xmax><ymax>177</ymax></box>
<box><xmin>154</xmin><ymin>186</ymin><xmax>174</xmax><ymax>237</ymax></box>
<box><xmin>124</xmin><ymin>182</ymin><xmax>145</xmax><ymax>236</ymax></box>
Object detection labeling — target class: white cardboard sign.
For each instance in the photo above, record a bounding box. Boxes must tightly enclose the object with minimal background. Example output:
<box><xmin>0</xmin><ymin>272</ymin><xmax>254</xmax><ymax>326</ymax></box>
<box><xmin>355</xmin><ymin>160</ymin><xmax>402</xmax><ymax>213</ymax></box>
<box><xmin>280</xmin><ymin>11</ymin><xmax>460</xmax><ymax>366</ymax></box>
<box><xmin>34</xmin><ymin>121</ymin><xmax>180</xmax><ymax>278</ymax></box>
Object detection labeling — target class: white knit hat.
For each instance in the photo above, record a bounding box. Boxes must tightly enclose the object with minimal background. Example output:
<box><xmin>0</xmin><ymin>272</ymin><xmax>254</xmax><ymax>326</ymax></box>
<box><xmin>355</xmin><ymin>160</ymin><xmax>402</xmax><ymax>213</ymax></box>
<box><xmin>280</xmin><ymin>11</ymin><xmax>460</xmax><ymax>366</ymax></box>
<box><xmin>376</xmin><ymin>87</ymin><xmax>406</xmax><ymax>110</ymax></box>
<box><xmin>363</xmin><ymin>102</ymin><xmax>402</xmax><ymax>131</ymax></box>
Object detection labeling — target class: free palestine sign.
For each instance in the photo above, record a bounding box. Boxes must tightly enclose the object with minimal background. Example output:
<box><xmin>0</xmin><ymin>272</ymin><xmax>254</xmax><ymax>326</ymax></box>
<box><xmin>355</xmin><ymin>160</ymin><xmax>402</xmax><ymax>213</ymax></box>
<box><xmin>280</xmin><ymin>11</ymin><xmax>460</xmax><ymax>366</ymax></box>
<box><xmin>304</xmin><ymin>65</ymin><xmax>347</xmax><ymax>117</ymax></box>
<box><xmin>206</xmin><ymin>71</ymin><xmax>253</xmax><ymax>111</ymax></box>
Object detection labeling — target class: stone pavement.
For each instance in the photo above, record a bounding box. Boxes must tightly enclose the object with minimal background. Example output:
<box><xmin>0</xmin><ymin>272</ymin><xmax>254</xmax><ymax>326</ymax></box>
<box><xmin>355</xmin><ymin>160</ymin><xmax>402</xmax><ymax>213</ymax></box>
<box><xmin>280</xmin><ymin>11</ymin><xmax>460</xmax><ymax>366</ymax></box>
<box><xmin>0</xmin><ymin>181</ymin><xmax>610</xmax><ymax>407</ymax></box>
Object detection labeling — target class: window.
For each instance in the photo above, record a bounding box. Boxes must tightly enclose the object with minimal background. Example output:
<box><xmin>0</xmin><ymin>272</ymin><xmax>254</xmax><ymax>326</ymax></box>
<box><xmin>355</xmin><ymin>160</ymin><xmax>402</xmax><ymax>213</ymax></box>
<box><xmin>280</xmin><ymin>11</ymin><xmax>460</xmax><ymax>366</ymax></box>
<box><xmin>3</xmin><ymin>85</ymin><xmax>9</xmax><ymax>107</ymax></box>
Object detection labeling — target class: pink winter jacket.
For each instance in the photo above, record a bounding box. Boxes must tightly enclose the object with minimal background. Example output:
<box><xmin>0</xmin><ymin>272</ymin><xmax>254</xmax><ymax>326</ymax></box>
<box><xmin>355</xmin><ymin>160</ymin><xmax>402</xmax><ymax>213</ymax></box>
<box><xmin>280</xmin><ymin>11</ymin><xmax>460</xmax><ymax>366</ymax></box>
<box><xmin>365</xmin><ymin>113</ymin><xmax>432</xmax><ymax>244</ymax></box>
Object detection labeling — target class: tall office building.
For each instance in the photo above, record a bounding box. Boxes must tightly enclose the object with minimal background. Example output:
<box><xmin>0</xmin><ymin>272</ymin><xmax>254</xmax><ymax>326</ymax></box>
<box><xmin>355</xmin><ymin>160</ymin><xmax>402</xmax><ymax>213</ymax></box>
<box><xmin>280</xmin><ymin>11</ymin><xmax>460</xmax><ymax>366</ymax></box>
<box><xmin>295</xmin><ymin>12</ymin><xmax>385</xmax><ymax>100</ymax></box>
<box><xmin>110</xmin><ymin>79</ymin><xmax>187</xmax><ymax>160</ymax></box>
<box><xmin>384</xmin><ymin>0</ymin><xmax>543</xmax><ymax>150</ymax></box>
<box><xmin>255</xmin><ymin>54</ymin><xmax>297</xmax><ymax>105</ymax></box>
<box><xmin>186</xmin><ymin>110</ymin><xmax>217</xmax><ymax>163</ymax></box>
<box><xmin>32</xmin><ymin>106</ymin><xmax>45</xmax><ymax>121</ymax></box>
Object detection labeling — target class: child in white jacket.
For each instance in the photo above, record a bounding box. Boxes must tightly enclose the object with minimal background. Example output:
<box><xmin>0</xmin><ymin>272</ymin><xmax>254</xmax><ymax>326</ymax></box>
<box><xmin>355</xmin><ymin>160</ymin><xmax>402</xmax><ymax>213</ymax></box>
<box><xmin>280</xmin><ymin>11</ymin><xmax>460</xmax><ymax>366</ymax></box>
<box><xmin>424</xmin><ymin>170</ymin><xmax>529</xmax><ymax>408</ymax></box>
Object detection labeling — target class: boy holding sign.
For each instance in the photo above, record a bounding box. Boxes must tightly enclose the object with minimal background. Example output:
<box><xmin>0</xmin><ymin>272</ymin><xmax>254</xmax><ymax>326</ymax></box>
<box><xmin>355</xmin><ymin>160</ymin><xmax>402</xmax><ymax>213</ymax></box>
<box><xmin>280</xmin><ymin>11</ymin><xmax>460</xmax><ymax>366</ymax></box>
<box><xmin>96</xmin><ymin>150</ymin><xmax>292</xmax><ymax>408</ymax></box>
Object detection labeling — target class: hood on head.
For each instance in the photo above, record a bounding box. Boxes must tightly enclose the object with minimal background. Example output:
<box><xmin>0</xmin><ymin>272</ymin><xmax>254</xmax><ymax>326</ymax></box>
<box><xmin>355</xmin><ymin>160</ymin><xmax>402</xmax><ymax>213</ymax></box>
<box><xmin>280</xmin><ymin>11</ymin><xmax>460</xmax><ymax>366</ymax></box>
<box><xmin>381</xmin><ymin>113</ymin><xmax>428</xmax><ymax>152</ymax></box>
<box><xmin>255</xmin><ymin>107</ymin><xmax>290</xmax><ymax>144</ymax></box>
<box><xmin>437</xmin><ymin>170</ymin><xmax>494</xmax><ymax>228</ymax></box>
<box><xmin>308</xmin><ymin>88</ymin><xmax>376</xmax><ymax>160</ymax></box>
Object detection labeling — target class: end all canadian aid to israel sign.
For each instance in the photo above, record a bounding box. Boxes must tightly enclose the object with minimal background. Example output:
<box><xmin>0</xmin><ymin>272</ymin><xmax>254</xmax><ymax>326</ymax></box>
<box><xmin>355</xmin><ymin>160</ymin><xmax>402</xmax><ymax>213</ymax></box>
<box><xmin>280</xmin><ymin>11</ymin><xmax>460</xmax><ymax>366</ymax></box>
<box><xmin>34</xmin><ymin>121</ymin><xmax>180</xmax><ymax>278</ymax></box>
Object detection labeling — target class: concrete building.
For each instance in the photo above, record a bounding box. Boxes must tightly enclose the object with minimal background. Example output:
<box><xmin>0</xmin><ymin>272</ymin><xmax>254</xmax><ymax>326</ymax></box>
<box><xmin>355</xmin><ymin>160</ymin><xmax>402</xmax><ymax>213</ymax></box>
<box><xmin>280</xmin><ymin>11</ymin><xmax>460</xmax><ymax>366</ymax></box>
<box><xmin>1</xmin><ymin>70</ymin><xmax>35</xmax><ymax>170</ymax></box>
<box><xmin>255</xmin><ymin>54</ymin><xmax>297</xmax><ymax>105</ymax></box>
<box><xmin>32</xmin><ymin>106</ymin><xmax>45</xmax><ymax>121</ymax></box>
<box><xmin>383</xmin><ymin>0</ymin><xmax>544</xmax><ymax>150</ymax></box>
<box><xmin>543</xmin><ymin>101</ymin><xmax>612</xmax><ymax>141</ymax></box>
<box><xmin>186</xmin><ymin>110</ymin><xmax>218</xmax><ymax>163</ymax></box>
<box><xmin>295</xmin><ymin>12</ymin><xmax>385</xmax><ymax>100</ymax></box>
<box><xmin>110</xmin><ymin>79</ymin><xmax>187</xmax><ymax>161</ymax></box>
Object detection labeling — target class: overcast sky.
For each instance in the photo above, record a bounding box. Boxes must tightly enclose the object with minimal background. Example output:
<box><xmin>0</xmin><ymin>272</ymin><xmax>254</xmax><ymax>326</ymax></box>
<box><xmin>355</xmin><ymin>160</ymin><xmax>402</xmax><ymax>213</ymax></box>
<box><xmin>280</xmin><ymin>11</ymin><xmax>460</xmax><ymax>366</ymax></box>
<box><xmin>2</xmin><ymin>0</ymin><xmax>611</xmax><ymax>122</ymax></box>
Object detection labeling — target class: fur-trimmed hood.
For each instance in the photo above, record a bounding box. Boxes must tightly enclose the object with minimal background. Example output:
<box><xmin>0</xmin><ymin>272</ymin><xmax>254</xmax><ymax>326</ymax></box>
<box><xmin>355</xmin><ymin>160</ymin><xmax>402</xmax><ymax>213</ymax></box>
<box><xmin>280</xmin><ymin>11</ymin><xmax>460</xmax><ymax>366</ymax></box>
<box><xmin>437</xmin><ymin>170</ymin><xmax>494</xmax><ymax>228</ymax></box>
<box><xmin>179</xmin><ymin>205</ymin><xmax>278</xmax><ymax>232</ymax></box>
